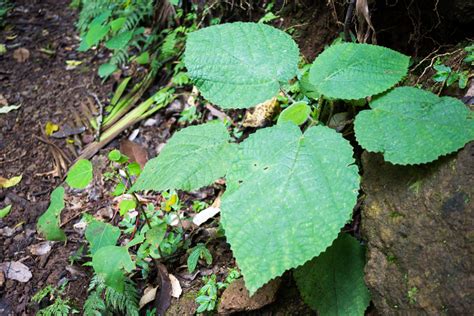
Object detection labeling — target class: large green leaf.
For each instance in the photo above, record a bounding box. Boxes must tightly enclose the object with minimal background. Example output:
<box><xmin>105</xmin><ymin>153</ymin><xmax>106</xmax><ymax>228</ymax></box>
<box><xmin>85</xmin><ymin>221</ymin><xmax>121</xmax><ymax>255</ymax></box>
<box><xmin>221</xmin><ymin>123</ymin><xmax>359</xmax><ymax>294</ymax></box>
<box><xmin>184</xmin><ymin>22</ymin><xmax>299</xmax><ymax>109</ymax></box>
<box><xmin>309</xmin><ymin>43</ymin><xmax>409</xmax><ymax>100</ymax></box>
<box><xmin>37</xmin><ymin>187</ymin><xmax>66</xmax><ymax>241</ymax></box>
<box><xmin>91</xmin><ymin>246</ymin><xmax>135</xmax><ymax>292</ymax></box>
<box><xmin>294</xmin><ymin>234</ymin><xmax>371</xmax><ymax>316</ymax></box>
<box><xmin>132</xmin><ymin>121</ymin><xmax>237</xmax><ymax>192</ymax></box>
<box><xmin>66</xmin><ymin>159</ymin><xmax>93</xmax><ymax>189</ymax></box>
<box><xmin>354</xmin><ymin>87</ymin><xmax>474</xmax><ymax>164</ymax></box>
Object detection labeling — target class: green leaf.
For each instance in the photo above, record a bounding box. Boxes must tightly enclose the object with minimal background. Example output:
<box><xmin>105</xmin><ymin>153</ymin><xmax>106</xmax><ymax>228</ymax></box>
<box><xmin>299</xmin><ymin>72</ymin><xmax>320</xmax><ymax>100</ymax></box>
<box><xmin>184</xmin><ymin>22</ymin><xmax>299</xmax><ymax>108</ymax></box>
<box><xmin>108</xmin><ymin>149</ymin><xmax>127</xmax><ymax>162</ymax></box>
<box><xmin>91</xmin><ymin>246</ymin><xmax>135</xmax><ymax>292</ymax></box>
<box><xmin>66</xmin><ymin>159</ymin><xmax>93</xmax><ymax>189</ymax></box>
<box><xmin>354</xmin><ymin>87</ymin><xmax>474</xmax><ymax>164</ymax></box>
<box><xmin>111</xmin><ymin>77</ymin><xmax>131</xmax><ymax>105</ymax></box>
<box><xmin>105</xmin><ymin>31</ymin><xmax>133</xmax><ymax>50</ymax></box>
<box><xmin>86</xmin><ymin>24</ymin><xmax>110</xmax><ymax>47</ymax></box>
<box><xmin>145</xmin><ymin>223</ymin><xmax>167</xmax><ymax>248</ymax></box>
<box><xmin>119</xmin><ymin>199</ymin><xmax>136</xmax><ymax>216</ymax></box>
<box><xmin>294</xmin><ymin>234</ymin><xmax>371</xmax><ymax>316</ymax></box>
<box><xmin>37</xmin><ymin>187</ymin><xmax>66</xmax><ymax>241</ymax></box>
<box><xmin>0</xmin><ymin>204</ymin><xmax>12</xmax><ymax>218</ymax></box>
<box><xmin>127</xmin><ymin>162</ymin><xmax>141</xmax><ymax>176</ymax></box>
<box><xmin>187</xmin><ymin>243</ymin><xmax>212</xmax><ymax>273</ymax></box>
<box><xmin>277</xmin><ymin>101</ymin><xmax>311</xmax><ymax>125</ymax></box>
<box><xmin>112</xmin><ymin>183</ymin><xmax>126</xmax><ymax>196</ymax></box>
<box><xmin>309</xmin><ymin>43</ymin><xmax>409</xmax><ymax>100</ymax></box>
<box><xmin>187</xmin><ymin>246</ymin><xmax>201</xmax><ymax>273</ymax></box>
<box><xmin>221</xmin><ymin>123</ymin><xmax>359</xmax><ymax>294</ymax></box>
<box><xmin>85</xmin><ymin>221</ymin><xmax>121</xmax><ymax>255</ymax></box>
<box><xmin>135</xmin><ymin>51</ymin><xmax>150</xmax><ymax>65</ymax></box>
<box><xmin>132</xmin><ymin>121</ymin><xmax>237</xmax><ymax>192</ymax></box>
<box><xmin>109</xmin><ymin>17</ymin><xmax>126</xmax><ymax>32</ymax></box>
<box><xmin>98</xmin><ymin>63</ymin><xmax>117</xmax><ymax>78</ymax></box>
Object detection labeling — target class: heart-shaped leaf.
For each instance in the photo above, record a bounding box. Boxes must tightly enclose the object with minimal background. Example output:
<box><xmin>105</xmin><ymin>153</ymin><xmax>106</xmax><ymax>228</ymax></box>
<box><xmin>354</xmin><ymin>87</ymin><xmax>474</xmax><ymax>164</ymax></box>
<box><xmin>309</xmin><ymin>43</ymin><xmax>409</xmax><ymax>100</ymax></box>
<box><xmin>221</xmin><ymin>123</ymin><xmax>359</xmax><ymax>294</ymax></box>
<box><xmin>184</xmin><ymin>22</ymin><xmax>299</xmax><ymax>108</ymax></box>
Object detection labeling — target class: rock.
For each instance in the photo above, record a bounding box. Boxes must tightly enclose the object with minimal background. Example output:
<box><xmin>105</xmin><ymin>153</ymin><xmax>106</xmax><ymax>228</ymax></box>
<box><xmin>361</xmin><ymin>142</ymin><xmax>473</xmax><ymax>314</ymax></box>
<box><xmin>218</xmin><ymin>278</ymin><xmax>281</xmax><ymax>314</ymax></box>
<box><xmin>166</xmin><ymin>291</ymin><xmax>197</xmax><ymax>316</ymax></box>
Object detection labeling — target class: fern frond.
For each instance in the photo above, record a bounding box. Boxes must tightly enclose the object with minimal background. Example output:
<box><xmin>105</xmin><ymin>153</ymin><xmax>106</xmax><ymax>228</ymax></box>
<box><xmin>83</xmin><ymin>290</ymin><xmax>106</xmax><ymax>316</ymax></box>
<box><xmin>104</xmin><ymin>278</ymin><xmax>140</xmax><ymax>316</ymax></box>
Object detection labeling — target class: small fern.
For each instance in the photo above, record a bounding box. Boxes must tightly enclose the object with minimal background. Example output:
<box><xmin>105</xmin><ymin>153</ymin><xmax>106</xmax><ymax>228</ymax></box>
<box><xmin>37</xmin><ymin>298</ymin><xmax>75</xmax><ymax>316</ymax></box>
<box><xmin>84</xmin><ymin>275</ymin><xmax>140</xmax><ymax>316</ymax></box>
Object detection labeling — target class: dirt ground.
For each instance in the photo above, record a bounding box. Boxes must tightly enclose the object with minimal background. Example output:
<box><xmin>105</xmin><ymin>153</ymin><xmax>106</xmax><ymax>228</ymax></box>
<box><xmin>0</xmin><ymin>0</ymin><xmax>116</xmax><ymax>313</ymax></box>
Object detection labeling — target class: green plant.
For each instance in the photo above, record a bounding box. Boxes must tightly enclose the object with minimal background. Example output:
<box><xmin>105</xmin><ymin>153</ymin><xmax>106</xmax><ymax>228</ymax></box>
<box><xmin>195</xmin><ymin>274</ymin><xmax>223</xmax><ymax>313</ymax></box>
<box><xmin>76</xmin><ymin>0</ymin><xmax>155</xmax><ymax>77</ymax></box>
<box><xmin>0</xmin><ymin>0</ymin><xmax>11</xmax><ymax>27</ymax></box>
<box><xmin>187</xmin><ymin>243</ymin><xmax>213</xmax><ymax>273</ymax></box>
<box><xmin>178</xmin><ymin>105</ymin><xmax>200</xmax><ymax>124</ymax></box>
<box><xmin>32</xmin><ymin>283</ymin><xmax>78</xmax><ymax>316</ymax></box>
<box><xmin>195</xmin><ymin>268</ymin><xmax>241</xmax><ymax>313</ymax></box>
<box><xmin>432</xmin><ymin>61</ymin><xmax>470</xmax><ymax>89</ymax></box>
<box><xmin>130</xmin><ymin>22</ymin><xmax>474</xmax><ymax>315</ymax></box>
<box><xmin>464</xmin><ymin>44</ymin><xmax>474</xmax><ymax>65</ymax></box>
<box><xmin>407</xmin><ymin>286</ymin><xmax>418</xmax><ymax>304</ymax></box>
<box><xmin>83</xmin><ymin>275</ymin><xmax>139</xmax><ymax>316</ymax></box>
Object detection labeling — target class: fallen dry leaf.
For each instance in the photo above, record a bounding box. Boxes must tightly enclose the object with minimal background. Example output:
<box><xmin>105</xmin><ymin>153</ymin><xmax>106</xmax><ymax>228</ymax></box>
<box><xmin>139</xmin><ymin>286</ymin><xmax>157</xmax><ymax>309</ymax></box>
<box><xmin>28</xmin><ymin>241</ymin><xmax>53</xmax><ymax>256</ymax></box>
<box><xmin>13</xmin><ymin>48</ymin><xmax>30</xmax><ymax>63</ymax></box>
<box><xmin>45</xmin><ymin>122</ymin><xmax>59</xmax><ymax>136</ymax></box>
<box><xmin>0</xmin><ymin>270</ymin><xmax>4</xmax><ymax>287</ymax></box>
<box><xmin>193</xmin><ymin>197</ymin><xmax>221</xmax><ymax>226</ymax></box>
<box><xmin>0</xmin><ymin>94</ymin><xmax>7</xmax><ymax>106</ymax></box>
<box><xmin>0</xmin><ymin>104</ymin><xmax>21</xmax><ymax>114</ymax></box>
<box><xmin>242</xmin><ymin>97</ymin><xmax>279</xmax><ymax>128</ymax></box>
<box><xmin>0</xmin><ymin>175</ymin><xmax>22</xmax><ymax>188</ymax></box>
<box><xmin>0</xmin><ymin>261</ymin><xmax>32</xmax><ymax>282</ymax></box>
<box><xmin>156</xmin><ymin>262</ymin><xmax>172</xmax><ymax>315</ymax></box>
<box><xmin>120</xmin><ymin>139</ymin><xmax>148</xmax><ymax>169</ymax></box>
<box><xmin>169</xmin><ymin>274</ymin><xmax>182</xmax><ymax>298</ymax></box>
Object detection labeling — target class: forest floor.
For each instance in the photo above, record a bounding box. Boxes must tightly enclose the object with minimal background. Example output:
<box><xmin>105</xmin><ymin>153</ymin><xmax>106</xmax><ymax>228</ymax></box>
<box><xmin>0</xmin><ymin>1</ymin><xmax>315</xmax><ymax>314</ymax></box>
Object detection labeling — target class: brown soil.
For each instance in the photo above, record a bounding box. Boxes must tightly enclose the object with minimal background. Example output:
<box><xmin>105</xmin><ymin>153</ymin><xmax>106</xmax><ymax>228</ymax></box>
<box><xmin>0</xmin><ymin>0</ymin><xmax>112</xmax><ymax>314</ymax></box>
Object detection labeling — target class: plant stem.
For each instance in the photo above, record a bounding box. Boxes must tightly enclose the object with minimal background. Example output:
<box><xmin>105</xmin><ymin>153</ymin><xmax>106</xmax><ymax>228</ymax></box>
<box><xmin>344</xmin><ymin>0</ymin><xmax>356</xmax><ymax>42</ymax></box>
<box><xmin>279</xmin><ymin>86</ymin><xmax>296</xmax><ymax>104</ymax></box>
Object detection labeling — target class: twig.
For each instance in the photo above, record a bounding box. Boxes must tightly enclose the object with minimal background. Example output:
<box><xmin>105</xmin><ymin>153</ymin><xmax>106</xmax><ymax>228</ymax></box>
<box><xmin>344</xmin><ymin>0</ymin><xmax>356</xmax><ymax>42</ymax></box>
<box><xmin>88</xmin><ymin>92</ymin><xmax>104</xmax><ymax>141</ymax></box>
<box><xmin>414</xmin><ymin>48</ymin><xmax>463</xmax><ymax>86</ymax></box>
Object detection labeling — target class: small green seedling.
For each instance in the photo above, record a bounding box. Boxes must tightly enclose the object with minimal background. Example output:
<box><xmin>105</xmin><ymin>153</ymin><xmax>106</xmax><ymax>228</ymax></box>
<box><xmin>187</xmin><ymin>243</ymin><xmax>213</xmax><ymax>273</ymax></box>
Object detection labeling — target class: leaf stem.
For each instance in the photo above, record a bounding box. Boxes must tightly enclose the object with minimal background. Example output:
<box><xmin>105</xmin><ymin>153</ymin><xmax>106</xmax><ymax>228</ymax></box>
<box><xmin>279</xmin><ymin>86</ymin><xmax>296</xmax><ymax>104</ymax></box>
